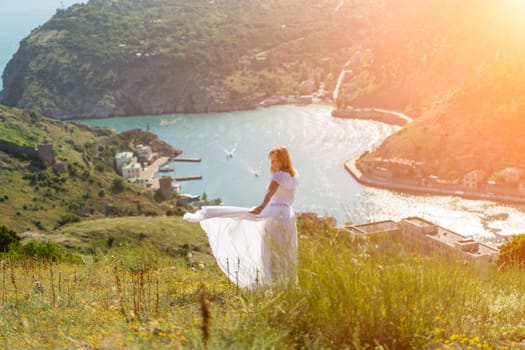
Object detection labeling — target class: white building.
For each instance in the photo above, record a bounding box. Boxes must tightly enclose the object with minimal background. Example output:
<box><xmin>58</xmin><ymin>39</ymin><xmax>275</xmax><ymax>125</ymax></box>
<box><xmin>122</xmin><ymin>162</ymin><xmax>141</xmax><ymax>179</ymax></box>
<box><xmin>115</xmin><ymin>152</ymin><xmax>135</xmax><ymax>174</ymax></box>
<box><xmin>400</xmin><ymin>217</ymin><xmax>498</xmax><ymax>273</ymax></box>
<box><xmin>136</xmin><ymin>144</ymin><xmax>153</xmax><ymax>164</ymax></box>
<box><xmin>462</xmin><ymin>170</ymin><xmax>487</xmax><ymax>189</ymax></box>
<box><xmin>346</xmin><ymin>216</ymin><xmax>499</xmax><ymax>273</ymax></box>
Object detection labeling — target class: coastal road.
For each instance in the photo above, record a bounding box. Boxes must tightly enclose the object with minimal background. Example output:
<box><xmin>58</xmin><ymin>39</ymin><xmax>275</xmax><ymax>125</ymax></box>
<box><xmin>142</xmin><ymin>156</ymin><xmax>170</xmax><ymax>189</ymax></box>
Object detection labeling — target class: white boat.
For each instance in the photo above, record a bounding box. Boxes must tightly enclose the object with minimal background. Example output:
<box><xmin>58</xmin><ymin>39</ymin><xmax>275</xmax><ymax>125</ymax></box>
<box><xmin>172</xmin><ymin>182</ymin><xmax>182</xmax><ymax>192</ymax></box>
<box><xmin>159</xmin><ymin>166</ymin><xmax>174</xmax><ymax>172</ymax></box>
<box><xmin>180</xmin><ymin>193</ymin><xmax>200</xmax><ymax>201</ymax></box>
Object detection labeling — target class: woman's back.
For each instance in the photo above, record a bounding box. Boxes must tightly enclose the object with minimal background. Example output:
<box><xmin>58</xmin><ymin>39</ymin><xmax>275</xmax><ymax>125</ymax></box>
<box><xmin>269</xmin><ymin>170</ymin><xmax>298</xmax><ymax>206</ymax></box>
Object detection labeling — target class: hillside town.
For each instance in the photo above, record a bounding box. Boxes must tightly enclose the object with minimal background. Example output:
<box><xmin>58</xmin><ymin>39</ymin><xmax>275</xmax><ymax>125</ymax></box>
<box><xmin>114</xmin><ymin>144</ymin><xmax>179</xmax><ymax>199</ymax></box>
<box><xmin>349</xmin><ymin>156</ymin><xmax>525</xmax><ymax>205</ymax></box>
<box><xmin>114</xmin><ymin>144</ymin><xmax>211</xmax><ymax>207</ymax></box>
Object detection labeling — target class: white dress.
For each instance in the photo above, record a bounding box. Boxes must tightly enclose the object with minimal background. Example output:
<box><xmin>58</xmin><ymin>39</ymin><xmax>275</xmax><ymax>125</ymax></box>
<box><xmin>184</xmin><ymin>170</ymin><xmax>299</xmax><ymax>289</ymax></box>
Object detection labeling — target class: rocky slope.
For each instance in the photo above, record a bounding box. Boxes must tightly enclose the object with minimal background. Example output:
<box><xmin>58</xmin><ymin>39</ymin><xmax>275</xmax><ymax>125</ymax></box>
<box><xmin>1</xmin><ymin>0</ymin><xmax>358</xmax><ymax>119</ymax></box>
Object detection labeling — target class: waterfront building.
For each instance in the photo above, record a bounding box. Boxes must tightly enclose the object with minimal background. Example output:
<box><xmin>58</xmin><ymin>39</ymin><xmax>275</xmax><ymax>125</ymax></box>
<box><xmin>400</xmin><ymin>217</ymin><xmax>498</xmax><ymax>273</ymax></box>
<box><xmin>346</xmin><ymin>220</ymin><xmax>400</xmax><ymax>243</ymax></box>
<box><xmin>494</xmin><ymin>167</ymin><xmax>524</xmax><ymax>184</ymax></box>
<box><xmin>346</xmin><ymin>216</ymin><xmax>499</xmax><ymax>272</ymax></box>
<box><xmin>115</xmin><ymin>152</ymin><xmax>135</xmax><ymax>174</ymax></box>
<box><xmin>158</xmin><ymin>176</ymin><xmax>173</xmax><ymax>200</ymax></box>
<box><xmin>462</xmin><ymin>170</ymin><xmax>487</xmax><ymax>189</ymax></box>
<box><xmin>122</xmin><ymin>162</ymin><xmax>141</xmax><ymax>179</ymax></box>
<box><xmin>136</xmin><ymin>144</ymin><xmax>153</xmax><ymax>164</ymax></box>
<box><xmin>128</xmin><ymin>177</ymin><xmax>149</xmax><ymax>188</ymax></box>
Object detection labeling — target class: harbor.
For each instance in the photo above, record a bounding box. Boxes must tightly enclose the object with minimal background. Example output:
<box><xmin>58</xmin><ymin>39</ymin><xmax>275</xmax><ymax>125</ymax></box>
<box><xmin>144</xmin><ymin>156</ymin><xmax>202</xmax><ymax>190</ymax></box>
<box><xmin>82</xmin><ymin>104</ymin><xmax>525</xmax><ymax>237</ymax></box>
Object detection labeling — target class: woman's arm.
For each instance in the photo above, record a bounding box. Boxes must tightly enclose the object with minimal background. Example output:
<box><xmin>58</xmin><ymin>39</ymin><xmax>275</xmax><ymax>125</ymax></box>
<box><xmin>249</xmin><ymin>180</ymin><xmax>279</xmax><ymax>215</ymax></box>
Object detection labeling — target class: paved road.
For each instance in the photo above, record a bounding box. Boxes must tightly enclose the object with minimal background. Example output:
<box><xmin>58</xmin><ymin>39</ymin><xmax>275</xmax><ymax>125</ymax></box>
<box><xmin>345</xmin><ymin>159</ymin><xmax>525</xmax><ymax>205</ymax></box>
<box><xmin>142</xmin><ymin>156</ymin><xmax>170</xmax><ymax>189</ymax></box>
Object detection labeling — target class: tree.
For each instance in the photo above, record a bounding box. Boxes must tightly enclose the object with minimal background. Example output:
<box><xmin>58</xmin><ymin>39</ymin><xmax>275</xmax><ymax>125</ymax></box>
<box><xmin>0</xmin><ymin>226</ymin><xmax>20</xmax><ymax>252</ymax></box>
<box><xmin>111</xmin><ymin>177</ymin><xmax>126</xmax><ymax>193</ymax></box>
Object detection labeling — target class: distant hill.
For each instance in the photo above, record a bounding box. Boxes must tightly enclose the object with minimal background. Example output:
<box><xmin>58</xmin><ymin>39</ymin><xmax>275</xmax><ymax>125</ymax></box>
<box><xmin>361</xmin><ymin>49</ymin><xmax>525</xmax><ymax>179</ymax></box>
<box><xmin>0</xmin><ymin>104</ymin><xmax>180</xmax><ymax>233</ymax></box>
<box><xmin>341</xmin><ymin>0</ymin><xmax>525</xmax><ymax>179</ymax></box>
<box><xmin>1</xmin><ymin>0</ymin><xmax>364</xmax><ymax>118</ymax></box>
<box><xmin>2</xmin><ymin>0</ymin><xmax>525</xmax><ymax>178</ymax></box>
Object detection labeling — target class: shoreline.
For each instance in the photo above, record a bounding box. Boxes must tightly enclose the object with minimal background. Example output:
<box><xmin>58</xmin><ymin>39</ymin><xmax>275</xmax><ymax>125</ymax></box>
<box><xmin>332</xmin><ymin>106</ymin><xmax>412</xmax><ymax>126</ymax></box>
<box><xmin>65</xmin><ymin>99</ymin><xmax>334</xmax><ymax>121</ymax></box>
<box><xmin>344</xmin><ymin>159</ymin><xmax>525</xmax><ymax>206</ymax></box>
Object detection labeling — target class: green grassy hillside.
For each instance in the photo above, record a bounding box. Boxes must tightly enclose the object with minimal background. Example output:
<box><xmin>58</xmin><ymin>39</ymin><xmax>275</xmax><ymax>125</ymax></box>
<box><xmin>363</xmin><ymin>52</ymin><xmax>525</xmax><ymax>179</ymax></box>
<box><xmin>0</xmin><ymin>104</ymin><xmax>179</xmax><ymax>233</ymax></box>
<box><xmin>2</xmin><ymin>215</ymin><xmax>525</xmax><ymax>349</ymax></box>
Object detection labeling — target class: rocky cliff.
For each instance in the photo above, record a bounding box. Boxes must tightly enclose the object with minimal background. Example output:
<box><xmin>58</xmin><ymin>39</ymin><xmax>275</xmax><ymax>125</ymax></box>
<box><xmin>0</xmin><ymin>0</ymin><xmax>350</xmax><ymax>119</ymax></box>
<box><xmin>1</xmin><ymin>37</ymin><xmax>254</xmax><ymax>119</ymax></box>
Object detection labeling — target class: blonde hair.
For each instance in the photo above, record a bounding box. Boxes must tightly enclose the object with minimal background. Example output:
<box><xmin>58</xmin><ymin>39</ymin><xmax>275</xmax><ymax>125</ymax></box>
<box><xmin>268</xmin><ymin>146</ymin><xmax>296</xmax><ymax>176</ymax></box>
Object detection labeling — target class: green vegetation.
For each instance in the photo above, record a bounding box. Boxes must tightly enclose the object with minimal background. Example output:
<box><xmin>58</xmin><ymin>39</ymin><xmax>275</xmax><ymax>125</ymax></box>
<box><xmin>3</xmin><ymin>0</ymin><xmax>525</xmax><ymax>178</ymax></box>
<box><xmin>1</xmin><ymin>0</ymin><xmax>370</xmax><ymax>117</ymax></box>
<box><xmin>1</xmin><ymin>216</ymin><xmax>525</xmax><ymax>348</ymax></box>
<box><xmin>0</xmin><ymin>105</ymin><xmax>180</xmax><ymax>233</ymax></box>
<box><xmin>0</xmin><ymin>226</ymin><xmax>20</xmax><ymax>252</ymax></box>
<box><xmin>498</xmin><ymin>234</ymin><xmax>525</xmax><ymax>270</ymax></box>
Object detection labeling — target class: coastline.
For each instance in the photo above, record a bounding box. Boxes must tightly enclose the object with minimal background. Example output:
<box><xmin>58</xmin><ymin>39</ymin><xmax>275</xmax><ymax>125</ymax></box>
<box><xmin>142</xmin><ymin>156</ymin><xmax>171</xmax><ymax>190</ymax></box>
<box><xmin>332</xmin><ymin>106</ymin><xmax>412</xmax><ymax>126</ymax></box>
<box><xmin>344</xmin><ymin>158</ymin><xmax>525</xmax><ymax>206</ymax></box>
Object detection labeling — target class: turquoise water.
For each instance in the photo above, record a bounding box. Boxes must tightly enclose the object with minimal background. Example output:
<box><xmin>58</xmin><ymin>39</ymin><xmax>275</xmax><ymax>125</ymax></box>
<box><xmin>3</xmin><ymin>2</ymin><xmax>524</xmax><ymax>239</ymax></box>
<box><xmin>80</xmin><ymin>104</ymin><xmax>525</xmax><ymax>239</ymax></box>
<box><xmin>0</xmin><ymin>0</ymin><xmax>86</xmax><ymax>90</ymax></box>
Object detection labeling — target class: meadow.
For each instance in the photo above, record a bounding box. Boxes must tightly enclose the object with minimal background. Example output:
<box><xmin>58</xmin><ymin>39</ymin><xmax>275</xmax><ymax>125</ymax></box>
<box><xmin>1</xmin><ymin>215</ymin><xmax>525</xmax><ymax>349</ymax></box>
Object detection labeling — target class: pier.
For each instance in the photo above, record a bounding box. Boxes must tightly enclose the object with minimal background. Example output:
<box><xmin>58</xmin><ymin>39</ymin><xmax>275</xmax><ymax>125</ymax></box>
<box><xmin>332</xmin><ymin>107</ymin><xmax>412</xmax><ymax>126</ymax></box>
<box><xmin>174</xmin><ymin>175</ymin><xmax>203</xmax><ymax>181</ymax></box>
<box><xmin>172</xmin><ymin>157</ymin><xmax>201</xmax><ymax>162</ymax></box>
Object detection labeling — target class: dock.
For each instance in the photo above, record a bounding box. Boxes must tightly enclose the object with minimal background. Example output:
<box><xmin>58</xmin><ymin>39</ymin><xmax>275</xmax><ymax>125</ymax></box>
<box><xmin>172</xmin><ymin>157</ymin><xmax>201</xmax><ymax>162</ymax></box>
<box><xmin>175</xmin><ymin>176</ymin><xmax>203</xmax><ymax>181</ymax></box>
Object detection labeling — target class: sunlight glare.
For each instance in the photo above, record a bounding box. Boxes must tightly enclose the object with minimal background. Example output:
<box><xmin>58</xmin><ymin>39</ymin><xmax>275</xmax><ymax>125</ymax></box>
<box><xmin>507</xmin><ymin>0</ymin><xmax>525</xmax><ymax>23</ymax></box>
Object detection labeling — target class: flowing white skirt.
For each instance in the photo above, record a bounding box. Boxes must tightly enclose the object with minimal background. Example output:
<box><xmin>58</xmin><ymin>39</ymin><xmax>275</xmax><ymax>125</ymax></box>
<box><xmin>184</xmin><ymin>204</ymin><xmax>298</xmax><ymax>289</ymax></box>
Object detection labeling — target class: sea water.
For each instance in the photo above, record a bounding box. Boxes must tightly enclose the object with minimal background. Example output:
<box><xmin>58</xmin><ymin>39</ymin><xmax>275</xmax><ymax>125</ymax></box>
<box><xmin>80</xmin><ymin>104</ymin><xmax>525</xmax><ymax>240</ymax></box>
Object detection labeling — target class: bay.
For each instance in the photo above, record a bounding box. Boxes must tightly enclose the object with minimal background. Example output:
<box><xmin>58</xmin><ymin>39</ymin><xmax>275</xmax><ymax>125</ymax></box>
<box><xmin>3</xmin><ymin>1</ymin><xmax>524</xmax><ymax>241</ymax></box>
<box><xmin>80</xmin><ymin>104</ymin><xmax>525</xmax><ymax>241</ymax></box>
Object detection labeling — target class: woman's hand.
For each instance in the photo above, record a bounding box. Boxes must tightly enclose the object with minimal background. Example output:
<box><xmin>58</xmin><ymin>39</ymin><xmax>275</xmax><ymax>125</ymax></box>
<box><xmin>249</xmin><ymin>206</ymin><xmax>262</xmax><ymax>215</ymax></box>
<box><xmin>249</xmin><ymin>180</ymin><xmax>279</xmax><ymax>216</ymax></box>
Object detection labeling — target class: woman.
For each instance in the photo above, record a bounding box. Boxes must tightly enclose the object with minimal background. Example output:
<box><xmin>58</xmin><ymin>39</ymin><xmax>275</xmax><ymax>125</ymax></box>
<box><xmin>184</xmin><ymin>146</ymin><xmax>299</xmax><ymax>289</ymax></box>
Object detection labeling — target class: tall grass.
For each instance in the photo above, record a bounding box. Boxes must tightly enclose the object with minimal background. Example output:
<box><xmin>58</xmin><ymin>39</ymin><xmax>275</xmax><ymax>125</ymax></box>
<box><xmin>233</xmin><ymin>232</ymin><xmax>525</xmax><ymax>349</ymax></box>
<box><xmin>2</xmin><ymin>217</ymin><xmax>525</xmax><ymax>348</ymax></box>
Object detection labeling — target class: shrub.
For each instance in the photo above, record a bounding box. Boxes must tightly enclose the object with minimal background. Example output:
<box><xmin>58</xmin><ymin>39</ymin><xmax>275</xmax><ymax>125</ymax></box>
<box><xmin>0</xmin><ymin>226</ymin><xmax>20</xmax><ymax>252</ymax></box>
<box><xmin>111</xmin><ymin>177</ymin><xmax>126</xmax><ymax>193</ymax></box>
<box><xmin>10</xmin><ymin>240</ymin><xmax>81</xmax><ymax>263</ymax></box>
<box><xmin>57</xmin><ymin>213</ymin><xmax>81</xmax><ymax>227</ymax></box>
<box><xmin>497</xmin><ymin>234</ymin><xmax>525</xmax><ymax>269</ymax></box>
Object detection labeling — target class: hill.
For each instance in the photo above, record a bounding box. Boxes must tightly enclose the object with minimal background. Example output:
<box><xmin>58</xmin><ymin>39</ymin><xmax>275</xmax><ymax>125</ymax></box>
<box><xmin>3</xmin><ymin>215</ymin><xmax>525</xmax><ymax>348</ymax></box>
<box><xmin>361</xmin><ymin>51</ymin><xmax>525</xmax><ymax>179</ymax></box>
<box><xmin>1</xmin><ymin>0</ymin><xmax>364</xmax><ymax>118</ymax></box>
<box><xmin>0</xmin><ymin>104</ymin><xmax>181</xmax><ymax>233</ymax></box>
<box><xmin>338</xmin><ymin>0</ymin><xmax>525</xmax><ymax>179</ymax></box>
<box><xmin>2</xmin><ymin>0</ymin><xmax>525</xmax><ymax>178</ymax></box>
